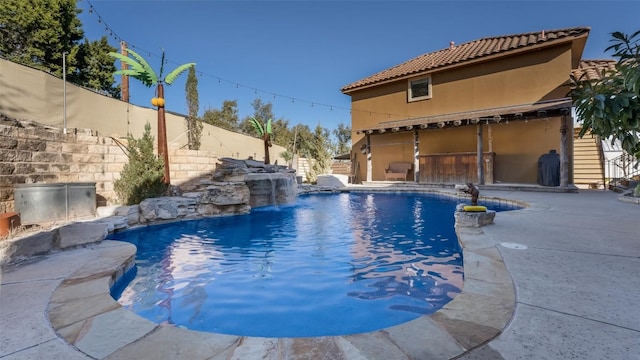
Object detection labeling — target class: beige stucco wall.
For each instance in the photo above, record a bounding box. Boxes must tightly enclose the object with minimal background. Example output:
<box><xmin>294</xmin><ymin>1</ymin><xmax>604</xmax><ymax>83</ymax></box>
<box><xmin>347</xmin><ymin>44</ymin><xmax>574</xmax><ymax>184</ymax></box>
<box><xmin>0</xmin><ymin>58</ymin><xmax>285</xmax><ymax>163</ymax></box>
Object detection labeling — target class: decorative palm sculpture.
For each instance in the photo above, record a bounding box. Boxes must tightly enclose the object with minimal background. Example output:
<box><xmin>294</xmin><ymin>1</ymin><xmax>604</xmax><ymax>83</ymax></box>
<box><xmin>109</xmin><ymin>48</ymin><xmax>195</xmax><ymax>185</ymax></box>
<box><xmin>249</xmin><ymin>117</ymin><xmax>273</xmax><ymax>164</ymax></box>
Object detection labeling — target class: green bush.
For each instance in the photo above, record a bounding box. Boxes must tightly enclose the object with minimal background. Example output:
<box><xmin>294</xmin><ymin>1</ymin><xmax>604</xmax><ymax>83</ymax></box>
<box><xmin>114</xmin><ymin>123</ymin><xmax>167</xmax><ymax>205</ymax></box>
<box><xmin>634</xmin><ymin>183</ymin><xmax>640</xmax><ymax>197</ymax></box>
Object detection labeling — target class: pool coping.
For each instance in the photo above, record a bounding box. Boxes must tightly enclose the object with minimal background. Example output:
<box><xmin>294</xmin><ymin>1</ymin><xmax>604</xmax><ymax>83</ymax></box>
<box><xmin>45</xmin><ymin>188</ymin><xmax>522</xmax><ymax>359</ymax></box>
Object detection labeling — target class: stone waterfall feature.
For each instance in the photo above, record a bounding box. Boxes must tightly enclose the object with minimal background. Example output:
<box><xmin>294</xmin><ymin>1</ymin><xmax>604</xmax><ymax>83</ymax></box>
<box><xmin>95</xmin><ymin>158</ymin><xmax>298</xmax><ymax>225</ymax></box>
<box><xmin>244</xmin><ymin>173</ymin><xmax>297</xmax><ymax>208</ymax></box>
<box><xmin>213</xmin><ymin>158</ymin><xmax>298</xmax><ymax>208</ymax></box>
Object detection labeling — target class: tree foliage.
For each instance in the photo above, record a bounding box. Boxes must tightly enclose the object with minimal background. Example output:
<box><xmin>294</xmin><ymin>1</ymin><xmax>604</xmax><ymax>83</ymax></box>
<box><xmin>114</xmin><ymin>123</ymin><xmax>167</xmax><ymax>205</ymax></box>
<box><xmin>185</xmin><ymin>66</ymin><xmax>202</xmax><ymax>150</ymax></box>
<box><xmin>306</xmin><ymin>125</ymin><xmax>334</xmax><ymax>183</ymax></box>
<box><xmin>71</xmin><ymin>36</ymin><xmax>120</xmax><ymax>97</ymax></box>
<box><xmin>271</xmin><ymin>118</ymin><xmax>291</xmax><ymax>148</ymax></box>
<box><xmin>203</xmin><ymin>97</ymin><xmax>343</xmax><ymax>179</ymax></box>
<box><xmin>202</xmin><ymin>100</ymin><xmax>239</xmax><ymax>131</ymax></box>
<box><xmin>239</xmin><ymin>99</ymin><xmax>275</xmax><ymax>135</ymax></box>
<box><xmin>333</xmin><ymin>122</ymin><xmax>352</xmax><ymax>156</ymax></box>
<box><xmin>0</xmin><ymin>0</ymin><xmax>83</xmax><ymax>76</ymax></box>
<box><xmin>0</xmin><ymin>0</ymin><xmax>119</xmax><ymax>95</ymax></box>
<box><xmin>290</xmin><ymin>123</ymin><xmax>314</xmax><ymax>157</ymax></box>
<box><xmin>572</xmin><ymin>30</ymin><xmax>640</xmax><ymax>161</ymax></box>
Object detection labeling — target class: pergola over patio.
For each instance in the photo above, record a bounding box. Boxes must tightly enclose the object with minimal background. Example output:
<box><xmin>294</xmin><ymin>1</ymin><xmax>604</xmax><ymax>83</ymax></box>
<box><xmin>354</xmin><ymin>98</ymin><xmax>573</xmax><ymax>186</ymax></box>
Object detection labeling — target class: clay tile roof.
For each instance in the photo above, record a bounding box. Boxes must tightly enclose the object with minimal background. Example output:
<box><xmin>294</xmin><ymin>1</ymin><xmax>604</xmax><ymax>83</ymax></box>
<box><xmin>572</xmin><ymin>59</ymin><xmax>617</xmax><ymax>81</ymax></box>
<box><xmin>341</xmin><ymin>27</ymin><xmax>590</xmax><ymax>93</ymax></box>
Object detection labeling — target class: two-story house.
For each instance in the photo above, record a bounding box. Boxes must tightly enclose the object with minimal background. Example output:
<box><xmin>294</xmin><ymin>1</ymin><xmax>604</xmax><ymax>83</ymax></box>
<box><xmin>341</xmin><ymin>27</ymin><xmax>591</xmax><ymax>188</ymax></box>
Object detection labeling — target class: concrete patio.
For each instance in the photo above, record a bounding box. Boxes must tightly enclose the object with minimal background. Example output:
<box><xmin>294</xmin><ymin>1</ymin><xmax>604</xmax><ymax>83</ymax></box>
<box><xmin>1</xmin><ymin>189</ymin><xmax>638</xmax><ymax>359</ymax></box>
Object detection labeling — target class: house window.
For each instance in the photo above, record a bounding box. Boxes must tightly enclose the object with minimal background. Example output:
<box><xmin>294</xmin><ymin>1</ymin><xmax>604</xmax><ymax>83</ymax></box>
<box><xmin>408</xmin><ymin>76</ymin><xmax>432</xmax><ymax>102</ymax></box>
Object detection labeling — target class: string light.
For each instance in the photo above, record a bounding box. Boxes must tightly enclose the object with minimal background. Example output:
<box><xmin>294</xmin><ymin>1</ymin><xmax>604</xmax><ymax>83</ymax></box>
<box><xmin>83</xmin><ymin>0</ymin><xmax>414</xmax><ymax>120</ymax></box>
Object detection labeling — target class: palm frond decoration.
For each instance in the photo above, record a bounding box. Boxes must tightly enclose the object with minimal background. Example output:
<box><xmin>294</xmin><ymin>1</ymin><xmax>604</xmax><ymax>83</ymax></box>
<box><xmin>248</xmin><ymin>118</ymin><xmax>273</xmax><ymax>164</ymax></box>
<box><xmin>165</xmin><ymin>63</ymin><xmax>197</xmax><ymax>85</ymax></box>
<box><xmin>109</xmin><ymin>47</ymin><xmax>195</xmax><ymax>87</ymax></box>
<box><xmin>249</xmin><ymin>117</ymin><xmax>265</xmax><ymax>136</ymax></box>
<box><xmin>108</xmin><ymin>46</ymin><xmax>196</xmax><ymax>185</ymax></box>
<box><xmin>266</xmin><ymin>118</ymin><xmax>273</xmax><ymax>134</ymax></box>
<box><xmin>125</xmin><ymin>48</ymin><xmax>159</xmax><ymax>85</ymax></box>
<box><xmin>109</xmin><ymin>52</ymin><xmax>154</xmax><ymax>87</ymax></box>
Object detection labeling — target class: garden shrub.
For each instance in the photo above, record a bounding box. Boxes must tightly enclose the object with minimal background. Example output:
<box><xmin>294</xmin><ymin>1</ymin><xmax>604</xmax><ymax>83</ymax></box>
<box><xmin>114</xmin><ymin>123</ymin><xmax>167</xmax><ymax>205</ymax></box>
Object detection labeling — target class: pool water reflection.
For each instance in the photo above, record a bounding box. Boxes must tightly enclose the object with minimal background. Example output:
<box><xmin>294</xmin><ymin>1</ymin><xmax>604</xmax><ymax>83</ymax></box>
<box><xmin>109</xmin><ymin>193</ymin><xmax>511</xmax><ymax>337</ymax></box>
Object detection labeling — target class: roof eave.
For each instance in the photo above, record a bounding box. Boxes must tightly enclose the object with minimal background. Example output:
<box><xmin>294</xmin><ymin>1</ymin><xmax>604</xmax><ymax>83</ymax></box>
<box><xmin>342</xmin><ymin>29</ymin><xmax>591</xmax><ymax>95</ymax></box>
<box><xmin>354</xmin><ymin>98</ymin><xmax>573</xmax><ymax>134</ymax></box>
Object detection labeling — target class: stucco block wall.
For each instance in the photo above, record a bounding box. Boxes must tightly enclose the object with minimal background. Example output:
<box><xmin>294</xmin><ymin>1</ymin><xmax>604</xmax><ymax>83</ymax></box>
<box><xmin>0</xmin><ymin>58</ymin><xmax>286</xmax><ymax>163</ymax></box>
<box><xmin>0</xmin><ymin>119</ymin><xmax>220</xmax><ymax>212</ymax></box>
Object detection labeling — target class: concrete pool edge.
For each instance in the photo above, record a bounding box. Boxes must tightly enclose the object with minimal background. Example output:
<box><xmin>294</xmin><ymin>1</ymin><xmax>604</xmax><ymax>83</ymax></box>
<box><xmin>41</xmin><ymin>189</ymin><xmax>520</xmax><ymax>359</ymax></box>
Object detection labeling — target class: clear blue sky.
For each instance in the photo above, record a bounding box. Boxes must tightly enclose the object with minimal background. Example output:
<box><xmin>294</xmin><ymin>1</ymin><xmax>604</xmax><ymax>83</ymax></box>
<box><xmin>78</xmin><ymin>0</ymin><xmax>639</xmax><ymax>132</ymax></box>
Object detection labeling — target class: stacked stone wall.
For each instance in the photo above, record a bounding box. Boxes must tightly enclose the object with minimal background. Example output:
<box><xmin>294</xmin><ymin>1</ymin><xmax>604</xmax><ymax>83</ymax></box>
<box><xmin>0</xmin><ymin>117</ymin><xmax>219</xmax><ymax>213</ymax></box>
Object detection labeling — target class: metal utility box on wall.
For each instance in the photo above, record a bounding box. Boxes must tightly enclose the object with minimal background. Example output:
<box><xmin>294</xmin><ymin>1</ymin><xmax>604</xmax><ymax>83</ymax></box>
<box><xmin>14</xmin><ymin>183</ymin><xmax>96</xmax><ymax>224</ymax></box>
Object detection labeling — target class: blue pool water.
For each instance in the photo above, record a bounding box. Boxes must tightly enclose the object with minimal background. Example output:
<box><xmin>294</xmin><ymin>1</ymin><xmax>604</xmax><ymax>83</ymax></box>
<box><xmin>109</xmin><ymin>192</ymin><xmax>517</xmax><ymax>337</ymax></box>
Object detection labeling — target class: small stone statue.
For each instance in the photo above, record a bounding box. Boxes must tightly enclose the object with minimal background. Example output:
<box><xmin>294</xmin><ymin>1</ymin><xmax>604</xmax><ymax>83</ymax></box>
<box><xmin>464</xmin><ymin>182</ymin><xmax>480</xmax><ymax>205</ymax></box>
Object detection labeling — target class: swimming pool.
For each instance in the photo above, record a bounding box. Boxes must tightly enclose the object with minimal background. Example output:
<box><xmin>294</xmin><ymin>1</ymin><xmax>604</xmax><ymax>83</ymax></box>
<box><xmin>109</xmin><ymin>192</ymin><xmax>513</xmax><ymax>337</ymax></box>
